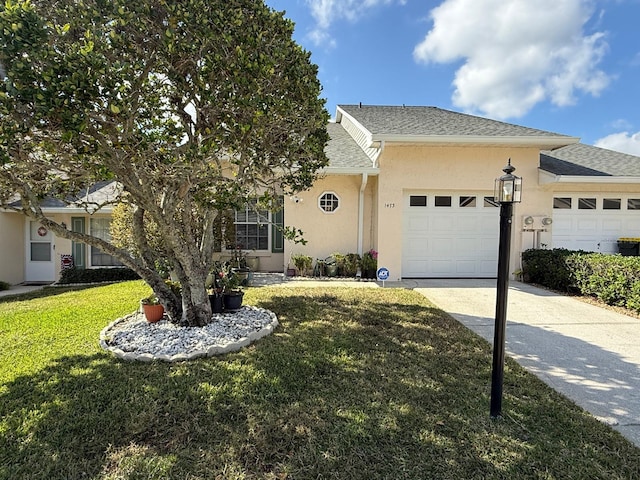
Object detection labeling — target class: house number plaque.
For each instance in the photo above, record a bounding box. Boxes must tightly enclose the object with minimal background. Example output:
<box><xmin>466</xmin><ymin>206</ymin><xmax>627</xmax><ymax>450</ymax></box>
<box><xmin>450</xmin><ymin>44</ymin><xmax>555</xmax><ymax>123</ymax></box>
<box><xmin>384</xmin><ymin>203</ymin><xmax>395</xmax><ymax>208</ymax></box>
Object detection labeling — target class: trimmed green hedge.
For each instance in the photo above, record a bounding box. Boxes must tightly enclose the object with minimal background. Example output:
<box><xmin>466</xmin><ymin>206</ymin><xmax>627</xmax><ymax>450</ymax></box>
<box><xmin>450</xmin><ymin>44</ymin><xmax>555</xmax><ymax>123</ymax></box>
<box><xmin>521</xmin><ymin>248</ymin><xmax>577</xmax><ymax>291</ymax></box>
<box><xmin>522</xmin><ymin>248</ymin><xmax>640</xmax><ymax>313</ymax></box>
<box><xmin>58</xmin><ymin>267</ymin><xmax>140</xmax><ymax>284</ymax></box>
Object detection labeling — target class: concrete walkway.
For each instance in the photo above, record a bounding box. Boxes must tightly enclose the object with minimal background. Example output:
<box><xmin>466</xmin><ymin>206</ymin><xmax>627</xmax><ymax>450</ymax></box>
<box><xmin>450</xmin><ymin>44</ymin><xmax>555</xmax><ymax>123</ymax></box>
<box><xmin>394</xmin><ymin>278</ymin><xmax>640</xmax><ymax>448</ymax></box>
<box><xmin>0</xmin><ymin>284</ymin><xmax>47</xmax><ymax>298</ymax></box>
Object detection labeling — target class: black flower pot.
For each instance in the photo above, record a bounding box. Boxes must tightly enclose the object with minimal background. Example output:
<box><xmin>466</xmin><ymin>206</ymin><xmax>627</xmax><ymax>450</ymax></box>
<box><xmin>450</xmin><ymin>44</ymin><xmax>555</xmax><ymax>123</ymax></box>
<box><xmin>209</xmin><ymin>294</ymin><xmax>224</xmax><ymax>313</ymax></box>
<box><xmin>223</xmin><ymin>291</ymin><xmax>244</xmax><ymax>311</ymax></box>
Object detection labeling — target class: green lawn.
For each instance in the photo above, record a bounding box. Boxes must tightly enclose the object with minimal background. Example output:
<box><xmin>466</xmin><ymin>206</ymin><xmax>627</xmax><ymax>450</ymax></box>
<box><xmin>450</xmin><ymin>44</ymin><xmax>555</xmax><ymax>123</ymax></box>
<box><xmin>1</xmin><ymin>282</ymin><xmax>639</xmax><ymax>479</ymax></box>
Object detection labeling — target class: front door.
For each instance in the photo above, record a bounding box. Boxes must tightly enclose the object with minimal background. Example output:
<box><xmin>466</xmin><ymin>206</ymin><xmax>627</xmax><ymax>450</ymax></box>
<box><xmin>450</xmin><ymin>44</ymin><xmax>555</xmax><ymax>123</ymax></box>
<box><xmin>25</xmin><ymin>220</ymin><xmax>55</xmax><ymax>283</ymax></box>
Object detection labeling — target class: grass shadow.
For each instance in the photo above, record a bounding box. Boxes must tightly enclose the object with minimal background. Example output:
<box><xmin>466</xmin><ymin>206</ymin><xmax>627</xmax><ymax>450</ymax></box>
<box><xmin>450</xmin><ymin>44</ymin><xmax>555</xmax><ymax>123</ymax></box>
<box><xmin>1</xmin><ymin>287</ymin><xmax>639</xmax><ymax>479</ymax></box>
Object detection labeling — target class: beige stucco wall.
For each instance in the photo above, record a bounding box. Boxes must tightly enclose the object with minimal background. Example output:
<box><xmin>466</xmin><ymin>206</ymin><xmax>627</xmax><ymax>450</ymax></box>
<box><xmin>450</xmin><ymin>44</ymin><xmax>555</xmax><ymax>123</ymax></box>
<box><xmin>376</xmin><ymin>144</ymin><xmax>549</xmax><ymax>280</ymax></box>
<box><xmin>284</xmin><ymin>174</ymin><xmax>377</xmax><ymax>272</ymax></box>
<box><xmin>0</xmin><ymin>212</ymin><xmax>71</xmax><ymax>284</ymax></box>
<box><xmin>0</xmin><ymin>212</ymin><xmax>26</xmax><ymax>284</ymax></box>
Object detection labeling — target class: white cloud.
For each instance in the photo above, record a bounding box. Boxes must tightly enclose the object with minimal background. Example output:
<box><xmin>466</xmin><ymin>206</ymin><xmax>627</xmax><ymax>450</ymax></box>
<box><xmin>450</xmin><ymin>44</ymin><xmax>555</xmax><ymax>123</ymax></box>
<box><xmin>413</xmin><ymin>0</ymin><xmax>611</xmax><ymax>119</ymax></box>
<box><xmin>595</xmin><ymin>131</ymin><xmax>640</xmax><ymax>156</ymax></box>
<box><xmin>305</xmin><ymin>0</ymin><xmax>406</xmax><ymax>47</ymax></box>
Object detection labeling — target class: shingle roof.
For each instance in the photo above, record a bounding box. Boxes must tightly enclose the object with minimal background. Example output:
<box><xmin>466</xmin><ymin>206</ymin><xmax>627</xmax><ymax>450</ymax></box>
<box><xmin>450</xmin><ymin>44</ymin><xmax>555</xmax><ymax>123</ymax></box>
<box><xmin>9</xmin><ymin>180</ymin><xmax>120</xmax><ymax>210</ymax></box>
<box><xmin>325</xmin><ymin>122</ymin><xmax>376</xmax><ymax>171</ymax></box>
<box><xmin>540</xmin><ymin>143</ymin><xmax>640</xmax><ymax>177</ymax></box>
<box><xmin>338</xmin><ymin>104</ymin><xmax>574</xmax><ymax>140</ymax></box>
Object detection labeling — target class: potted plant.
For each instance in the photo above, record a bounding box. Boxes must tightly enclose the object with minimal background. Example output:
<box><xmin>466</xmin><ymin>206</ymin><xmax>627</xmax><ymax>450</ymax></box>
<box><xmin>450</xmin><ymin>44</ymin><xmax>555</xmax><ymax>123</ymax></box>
<box><xmin>245</xmin><ymin>255</ymin><xmax>260</xmax><ymax>272</ymax></box>
<box><xmin>291</xmin><ymin>253</ymin><xmax>312</xmax><ymax>276</ymax></box>
<box><xmin>141</xmin><ymin>294</ymin><xmax>164</xmax><ymax>323</ymax></box>
<box><xmin>322</xmin><ymin>255</ymin><xmax>339</xmax><ymax>277</ymax></box>
<box><xmin>230</xmin><ymin>245</ymin><xmax>251</xmax><ymax>286</ymax></box>
<box><xmin>332</xmin><ymin>252</ymin><xmax>346</xmax><ymax>276</ymax></box>
<box><xmin>361</xmin><ymin>249</ymin><xmax>378</xmax><ymax>279</ymax></box>
<box><xmin>344</xmin><ymin>253</ymin><xmax>361</xmax><ymax>277</ymax></box>
<box><xmin>207</xmin><ymin>265</ymin><xmax>225</xmax><ymax>313</ymax></box>
<box><xmin>219</xmin><ymin>265</ymin><xmax>244</xmax><ymax>311</ymax></box>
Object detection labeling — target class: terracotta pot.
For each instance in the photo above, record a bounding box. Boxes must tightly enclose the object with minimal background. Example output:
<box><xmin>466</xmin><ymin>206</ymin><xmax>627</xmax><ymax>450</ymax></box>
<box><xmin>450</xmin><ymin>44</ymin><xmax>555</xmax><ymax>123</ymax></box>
<box><xmin>142</xmin><ymin>304</ymin><xmax>164</xmax><ymax>323</ymax></box>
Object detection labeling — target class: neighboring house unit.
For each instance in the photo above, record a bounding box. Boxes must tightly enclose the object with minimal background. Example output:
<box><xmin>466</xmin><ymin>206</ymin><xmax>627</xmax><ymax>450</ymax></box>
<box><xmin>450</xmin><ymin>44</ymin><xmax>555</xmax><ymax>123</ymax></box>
<box><xmin>2</xmin><ymin>104</ymin><xmax>640</xmax><ymax>284</ymax></box>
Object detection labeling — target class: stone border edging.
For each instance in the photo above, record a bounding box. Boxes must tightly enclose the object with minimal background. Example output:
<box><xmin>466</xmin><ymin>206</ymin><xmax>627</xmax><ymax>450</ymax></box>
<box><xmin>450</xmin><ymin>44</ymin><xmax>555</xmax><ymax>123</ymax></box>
<box><xmin>99</xmin><ymin>305</ymin><xmax>279</xmax><ymax>362</ymax></box>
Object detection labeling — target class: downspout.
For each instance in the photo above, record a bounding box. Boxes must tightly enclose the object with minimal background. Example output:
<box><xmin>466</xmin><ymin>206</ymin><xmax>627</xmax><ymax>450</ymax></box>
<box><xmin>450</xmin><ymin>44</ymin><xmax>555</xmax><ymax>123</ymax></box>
<box><xmin>357</xmin><ymin>172</ymin><xmax>369</xmax><ymax>256</ymax></box>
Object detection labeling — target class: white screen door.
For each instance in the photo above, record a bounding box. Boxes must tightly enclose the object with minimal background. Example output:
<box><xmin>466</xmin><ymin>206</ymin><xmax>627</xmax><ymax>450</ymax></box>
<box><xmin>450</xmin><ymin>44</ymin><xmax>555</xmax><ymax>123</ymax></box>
<box><xmin>25</xmin><ymin>221</ymin><xmax>55</xmax><ymax>283</ymax></box>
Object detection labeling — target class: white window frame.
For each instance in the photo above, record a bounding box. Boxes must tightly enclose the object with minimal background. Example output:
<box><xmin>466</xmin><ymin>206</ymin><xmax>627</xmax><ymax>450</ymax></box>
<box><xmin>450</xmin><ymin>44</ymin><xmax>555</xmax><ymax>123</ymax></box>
<box><xmin>89</xmin><ymin>217</ymin><xmax>123</xmax><ymax>267</ymax></box>
<box><xmin>318</xmin><ymin>191</ymin><xmax>340</xmax><ymax>214</ymax></box>
<box><xmin>232</xmin><ymin>203</ymin><xmax>271</xmax><ymax>252</ymax></box>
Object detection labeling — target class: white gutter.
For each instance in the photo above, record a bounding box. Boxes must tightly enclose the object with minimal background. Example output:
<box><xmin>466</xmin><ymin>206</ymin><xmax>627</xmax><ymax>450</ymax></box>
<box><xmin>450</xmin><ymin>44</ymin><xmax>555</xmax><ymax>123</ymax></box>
<box><xmin>369</xmin><ymin>135</ymin><xmax>580</xmax><ymax>149</ymax></box>
<box><xmin>322</xmin><ymin>167</ymin><xmax>380</xmax><ymax>175</ymax></box>
<box><xmin>372</xmin><ymin>140</ymin><xmax>385</xmax><ymax>168</ymax></box>
<box><xmin>3</xmin><ymin>206</ymin><xmax>114</xmax><ymax>214</ymax></box>
<box><xmin>357</xmin><ymin>173</ymin><xmax>368</xmax><ymax>256</ymax></box>
<box><xmin>539</xmin><ymin>170</ymin><xmax>640</xmax><ymax>185</ymax></box>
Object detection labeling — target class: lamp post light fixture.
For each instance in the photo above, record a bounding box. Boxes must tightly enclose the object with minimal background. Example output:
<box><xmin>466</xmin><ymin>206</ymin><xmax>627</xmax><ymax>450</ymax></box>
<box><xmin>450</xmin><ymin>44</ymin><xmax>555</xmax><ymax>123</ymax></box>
<box><xmin>490</xmin><ymin>159</ymin><xmax>522</xmax><ymax>418</ymax></box>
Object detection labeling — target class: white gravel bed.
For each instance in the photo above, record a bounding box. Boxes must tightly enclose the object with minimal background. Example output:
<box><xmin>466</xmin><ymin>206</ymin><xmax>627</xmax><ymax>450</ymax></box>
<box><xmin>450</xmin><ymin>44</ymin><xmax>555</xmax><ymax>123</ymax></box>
<box><xmin>100</xmin><ymin>305</ymin><xmax>278</xmax><ymax>362</ymax></box>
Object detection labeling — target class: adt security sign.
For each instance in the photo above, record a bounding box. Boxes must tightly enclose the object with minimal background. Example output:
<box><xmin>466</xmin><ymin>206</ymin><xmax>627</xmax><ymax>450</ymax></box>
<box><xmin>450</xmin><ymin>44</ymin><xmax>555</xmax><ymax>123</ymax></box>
<box><xmin>376</xmin><ymin>267</ymin><xmax>390</xmax><ymax>286</ymax></box>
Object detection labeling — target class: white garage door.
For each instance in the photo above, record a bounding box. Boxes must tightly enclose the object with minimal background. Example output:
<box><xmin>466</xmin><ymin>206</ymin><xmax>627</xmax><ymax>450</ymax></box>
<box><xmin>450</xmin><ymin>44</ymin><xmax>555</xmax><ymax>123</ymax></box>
<box><xmin>402</xmin><ymin>192</ymin><xmax>500</xmax><ymax>278</ymax></box>
<box><xmin>552</xmin><ymin>195</ymin><xmax>640</xmax><ymax>253</ymax></box>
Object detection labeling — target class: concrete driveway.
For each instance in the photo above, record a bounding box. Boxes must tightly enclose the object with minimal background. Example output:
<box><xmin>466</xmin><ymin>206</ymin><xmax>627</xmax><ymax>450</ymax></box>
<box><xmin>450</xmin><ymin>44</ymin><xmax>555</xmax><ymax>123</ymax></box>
<box><xmin>393</xmin><ymin>278</ymin><xmax>640</xmax><ymax>448</ymax></box>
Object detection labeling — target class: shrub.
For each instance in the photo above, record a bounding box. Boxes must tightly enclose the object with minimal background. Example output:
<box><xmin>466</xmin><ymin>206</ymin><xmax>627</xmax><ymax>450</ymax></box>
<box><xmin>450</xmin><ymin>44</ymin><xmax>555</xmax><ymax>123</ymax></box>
<box><xmin>58</xmin><ymin>267</ymin><xmax>140</xmax><ymax>284</ymax></box>
<box><xmin>332</xmin><ymin>252</ymin><xmax>346</xmax><ymax>276</ymax></box>
<box><xmin>521</xmin><ymin>248</ymin><xmax>576</xmax><ymax>291</ymax></box>
<box><xmin>567</xmin><ymin>254</ymin><xmax>637</xmax><ymax>306</ymax></box>
<box><xmin>291</xmin><ymin>254</ymin><xmax>312</xmax><ymax>276</ymax></box>
<box><xmin>361</xmin><ymin>250</ymin><xmax>378</xmax><ymax>279</ymax></box>
<box><xmin>343</xmin><ymin>253</ymin><xmax>361</xmax><ymax>277</ymax></box>
<box><xmin>0</xmin><ymin>281</ymin><xmax>10</xmax><ymax>291</ymax></box>
<box><xmin>523</xmin><ymin>248</ymin><xmax>640</xmax><ymax>314</ymax></box>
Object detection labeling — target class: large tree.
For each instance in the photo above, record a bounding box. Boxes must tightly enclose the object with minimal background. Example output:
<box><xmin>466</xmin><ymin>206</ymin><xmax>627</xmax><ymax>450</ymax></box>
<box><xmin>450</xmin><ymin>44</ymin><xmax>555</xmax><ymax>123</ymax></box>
<box><xmin>0</xmin><ymin>0</ymin><xmax>329</xmax><ymax>326</ymax></box>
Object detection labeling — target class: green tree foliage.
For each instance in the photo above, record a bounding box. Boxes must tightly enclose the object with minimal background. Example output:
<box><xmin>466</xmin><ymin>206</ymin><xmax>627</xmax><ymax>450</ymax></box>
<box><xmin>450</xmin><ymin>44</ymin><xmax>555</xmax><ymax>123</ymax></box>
<box><xmin>0</xmin><ymin>0</ymin><xmax>329</xmax><ymax>326</ymax></box>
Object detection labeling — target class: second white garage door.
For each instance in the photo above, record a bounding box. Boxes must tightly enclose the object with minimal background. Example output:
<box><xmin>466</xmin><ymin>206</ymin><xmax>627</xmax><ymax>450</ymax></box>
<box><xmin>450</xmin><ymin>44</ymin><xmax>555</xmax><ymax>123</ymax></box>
<box><xmin>402</xmin><ymin>192</ymin><xmax>500</xmax><ymax>278</ymax></box>
<box><xmin>552</xmin><ymin>195</ymin><xmax>640</xmax><ymax>253</ymax></box>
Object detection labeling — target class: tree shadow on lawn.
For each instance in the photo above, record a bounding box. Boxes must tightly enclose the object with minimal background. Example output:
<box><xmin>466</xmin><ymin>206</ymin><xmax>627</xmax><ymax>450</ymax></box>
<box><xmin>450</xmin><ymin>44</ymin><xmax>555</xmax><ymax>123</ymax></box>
<box><xmin>1</xmin><ymin>289</ymin><xmax>639</xmax><ymax>479</ymax></box>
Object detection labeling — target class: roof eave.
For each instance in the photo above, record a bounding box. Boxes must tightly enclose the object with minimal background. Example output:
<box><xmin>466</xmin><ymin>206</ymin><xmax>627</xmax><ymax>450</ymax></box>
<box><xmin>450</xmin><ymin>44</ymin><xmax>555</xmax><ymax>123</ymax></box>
<box><xmin>18</xmin><ymin>206</ymin><xmax>116</xmax><ymax>214</ymax></box>
<box><xmin>539</xmin><ymin>169</ymin><xmax>640</xmax><ymax>185</ymax></box>
<box><xmin>322</xmin><ymin>167</ymin><xmax>380</xmax><ymax>175</ymax></box>
<box><xmin>369</xmin><ymin>135</ymin><xmax>580</xmax><ymax>149</ymax></box>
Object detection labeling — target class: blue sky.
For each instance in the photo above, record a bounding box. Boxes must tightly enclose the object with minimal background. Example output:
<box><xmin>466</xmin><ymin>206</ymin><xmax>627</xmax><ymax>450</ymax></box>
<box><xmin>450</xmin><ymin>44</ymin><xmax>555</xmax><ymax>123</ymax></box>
<box><xmin>265</xmin><ymin>0</ymin><xmax>640</xmax><ymax>155</ymax></box>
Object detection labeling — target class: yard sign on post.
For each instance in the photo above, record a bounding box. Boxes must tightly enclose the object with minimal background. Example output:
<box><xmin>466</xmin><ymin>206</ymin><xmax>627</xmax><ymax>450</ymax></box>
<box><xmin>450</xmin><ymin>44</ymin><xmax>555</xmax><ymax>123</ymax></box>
<box><xmin>377</xmin><ymin>267</ymin><xmax>389</xmax><ymax>287</ymax></box>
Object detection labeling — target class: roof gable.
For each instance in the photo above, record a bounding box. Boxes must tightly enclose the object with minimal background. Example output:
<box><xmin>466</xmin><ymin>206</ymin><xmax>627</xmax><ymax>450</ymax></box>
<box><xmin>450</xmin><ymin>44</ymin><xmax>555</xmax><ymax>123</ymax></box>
<box><xmin>324</xmin><ymin>122</ymin><xmax>378</xmax><ymax>173</ymax></box>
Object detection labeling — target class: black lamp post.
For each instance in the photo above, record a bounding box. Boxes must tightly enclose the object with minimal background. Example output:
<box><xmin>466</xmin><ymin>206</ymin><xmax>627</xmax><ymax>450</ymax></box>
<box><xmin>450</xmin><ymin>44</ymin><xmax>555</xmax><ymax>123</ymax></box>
<box><xmin>490</xmin><ymin>159</ymin><xmax>522</xmax><ymax>418</ymax></box>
